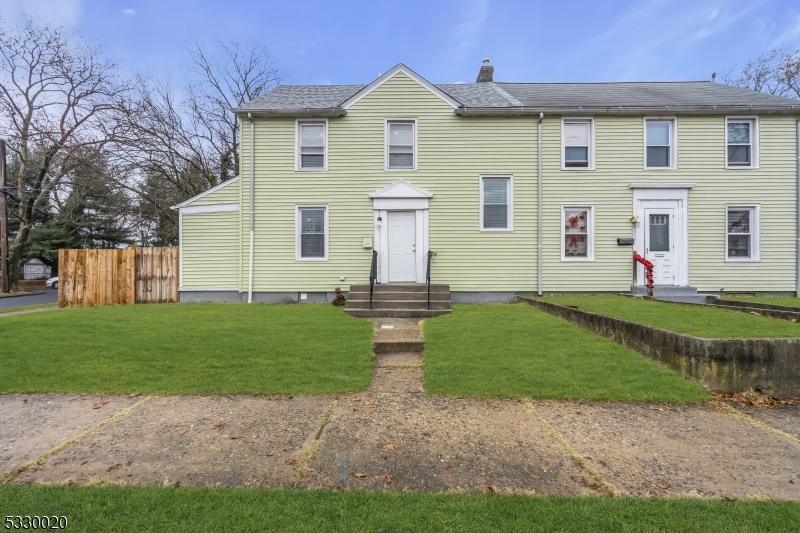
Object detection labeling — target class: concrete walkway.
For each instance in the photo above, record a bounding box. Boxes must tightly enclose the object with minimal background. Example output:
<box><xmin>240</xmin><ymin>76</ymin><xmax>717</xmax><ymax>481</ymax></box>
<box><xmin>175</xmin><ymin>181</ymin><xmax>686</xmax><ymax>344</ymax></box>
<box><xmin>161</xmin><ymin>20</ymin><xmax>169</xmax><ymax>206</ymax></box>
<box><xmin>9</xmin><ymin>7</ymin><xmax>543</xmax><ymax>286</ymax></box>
<box><xmin>3</xmin><ymin>318</ymin><xmax>800</xmax><ymax>498</ymax></box>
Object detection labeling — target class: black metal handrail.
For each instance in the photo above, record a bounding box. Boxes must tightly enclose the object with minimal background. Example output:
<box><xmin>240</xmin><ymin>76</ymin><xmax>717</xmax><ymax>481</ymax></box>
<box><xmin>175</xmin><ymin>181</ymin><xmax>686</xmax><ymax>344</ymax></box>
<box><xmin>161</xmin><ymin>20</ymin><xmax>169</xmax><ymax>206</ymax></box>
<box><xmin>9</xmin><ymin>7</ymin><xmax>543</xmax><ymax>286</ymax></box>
<box><xmin>426</xmin><ymin>250</ymin><xmax>433</xmax><ymax>310</ymax></box>
<box><xmin>369</xmin><ymin>250</ymin><xmax>378</xmax><ymax>310</ymax></box>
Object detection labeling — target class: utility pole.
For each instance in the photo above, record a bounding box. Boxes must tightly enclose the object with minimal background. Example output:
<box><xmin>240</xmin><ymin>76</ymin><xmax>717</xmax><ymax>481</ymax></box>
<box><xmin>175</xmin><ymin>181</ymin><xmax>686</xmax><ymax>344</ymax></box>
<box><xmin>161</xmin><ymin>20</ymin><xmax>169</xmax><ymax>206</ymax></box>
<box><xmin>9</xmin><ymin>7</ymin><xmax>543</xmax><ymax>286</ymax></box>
<box><xmin>0</xmin><ymin>139</ymin><xmax>8</xmax><ymax>292</ymax></box>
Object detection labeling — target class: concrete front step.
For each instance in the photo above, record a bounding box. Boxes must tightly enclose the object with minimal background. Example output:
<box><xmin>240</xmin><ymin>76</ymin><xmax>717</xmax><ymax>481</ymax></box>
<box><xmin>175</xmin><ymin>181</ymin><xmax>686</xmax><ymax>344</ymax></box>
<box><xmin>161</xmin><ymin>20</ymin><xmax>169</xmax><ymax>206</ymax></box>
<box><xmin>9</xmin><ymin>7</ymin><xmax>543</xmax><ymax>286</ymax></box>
<box><xmin>349</xmin><ymin>283</ymin><xmax>450</xmax><ymax>293</ymax></box>
<box><xmin>373</xmin><ymin>340</ymin><xmax>425</xmax><ymax>353</ymax></box>
<box><xmin>631</xmin><ymin>285</ymin><xmax>699</xmax><ymax>296</ymax></box>
<box><xmin>654</xmin><ymin>294</ymin><xmax>717</xmax><ymax>304</ymax></box>
<box><xmin>347</xmin><ymin>291</ymin><xmax>450</xmax><ymax>301</ymax></box>
<box><xmin>345</xmin><ymin>300</ymin><xmax>452</xmax><ymax>310</ymax></box>
<box><xmin>345</xmin><ymin>309</ymin><xmax>452</xmax><ymax>319</ymax></box>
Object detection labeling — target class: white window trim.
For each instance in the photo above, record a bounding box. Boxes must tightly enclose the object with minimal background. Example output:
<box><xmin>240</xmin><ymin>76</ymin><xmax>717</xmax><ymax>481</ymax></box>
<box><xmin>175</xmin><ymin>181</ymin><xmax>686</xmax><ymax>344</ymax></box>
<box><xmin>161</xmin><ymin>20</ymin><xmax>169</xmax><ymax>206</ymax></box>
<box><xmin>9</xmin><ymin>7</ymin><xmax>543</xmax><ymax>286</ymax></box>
<box><xmin>725</xmin><ymin>116</ymin><xmax>760</xmax><ymax>170</ymax></box>
<box><xmin>385</xmin><ymin>118</ymin><xmax>418</xmax><ymax>171</ymax></box>
<box><xmin>643</xmin><ymin>117</ymin><xmax>678</xmax><ymax>170</ymax></box>
<box><xmin>295</xmin><ymin>119</ymin><xmax>328</xmax><ymax>171</ymax></box>
<box><xmin>561</xmin><ymin>117</ymin><xmax>595</xmax><ymax>171</ymax></box>
<box><xmin>295</xmin><ymin>205</ymin><xmax>329</xmax><ymax>261</ymax></box>
<box><xmin>479</xmin><ymin>175</ymin><xmax>514</xmax><ymax>232</ymax></box>
<box><xmin>724</xmin><ymin>204</ymin><xmax>760</xmax><ymax>262</ymax></box>
<box><xmin>561</xmin><ymin>204</ymin><xmax>596</xmax><ymax>261</ymax></box>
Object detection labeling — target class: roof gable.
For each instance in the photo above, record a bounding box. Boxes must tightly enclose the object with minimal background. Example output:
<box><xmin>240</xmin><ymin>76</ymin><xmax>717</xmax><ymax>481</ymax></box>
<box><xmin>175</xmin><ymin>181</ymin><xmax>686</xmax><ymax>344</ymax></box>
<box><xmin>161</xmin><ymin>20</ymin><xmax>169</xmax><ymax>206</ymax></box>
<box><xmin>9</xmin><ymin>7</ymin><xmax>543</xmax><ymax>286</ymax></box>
<box><xmin>341</xmin><ymin>64</ymin><xmax>460</xmax><ymax>110</ymax></box>
<box><xmin>369</xmin><ymin>180</ymin><xmax>433</xmax><ymax>199</ymax></box>
<box><xmin>172</xmin><ymin>177</ymin><xmax>240</xmax><ymax>209</ymax></box>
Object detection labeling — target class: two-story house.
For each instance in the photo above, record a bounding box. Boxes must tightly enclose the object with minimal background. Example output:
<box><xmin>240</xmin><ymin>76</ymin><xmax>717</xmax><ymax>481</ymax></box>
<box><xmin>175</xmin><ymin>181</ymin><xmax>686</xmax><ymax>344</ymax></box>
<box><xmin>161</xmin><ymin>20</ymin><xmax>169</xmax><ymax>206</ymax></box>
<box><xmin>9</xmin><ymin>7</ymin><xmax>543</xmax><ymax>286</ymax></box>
<box><xmin>174</xmin><ymin>60</ymin><xmax>800</xmax><ymax>305</ymax></box>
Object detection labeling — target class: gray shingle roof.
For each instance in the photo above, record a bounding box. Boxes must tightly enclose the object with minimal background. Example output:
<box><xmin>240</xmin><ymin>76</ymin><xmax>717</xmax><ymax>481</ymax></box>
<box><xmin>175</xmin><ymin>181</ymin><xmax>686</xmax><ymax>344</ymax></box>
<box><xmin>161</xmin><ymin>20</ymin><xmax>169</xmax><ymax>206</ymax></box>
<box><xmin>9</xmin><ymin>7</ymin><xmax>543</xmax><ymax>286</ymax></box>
<box><xmin>496</xmin><ymin>81</ymin><xmax>800</xmax><ymax>109</ymax></box>
<box><xmin>236</xmin><ymin>79</ymin><xmax>800</xmax><ymax>113</ymax></box>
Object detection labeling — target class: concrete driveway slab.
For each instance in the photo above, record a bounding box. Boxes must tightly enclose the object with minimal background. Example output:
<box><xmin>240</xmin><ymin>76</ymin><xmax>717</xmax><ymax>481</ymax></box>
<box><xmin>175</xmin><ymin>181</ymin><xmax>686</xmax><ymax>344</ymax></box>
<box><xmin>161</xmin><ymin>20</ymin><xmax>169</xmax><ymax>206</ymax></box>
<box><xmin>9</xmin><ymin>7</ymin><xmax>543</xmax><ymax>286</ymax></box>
<box><xmin>0</xmin><ymin>394</ymin><xmax>141</xmax><ymax>478</ymax></box>
<box><xmin>733</xmin><ymin>404</ymin><xmax>800</xmax><ymax>441</ymax></box>
<box><xmin>536</xmin><ymin>401</ymin><xmax>800</xmax><ymax>499</ymax></box>
<box><xmin>302</xmin><ymin>394</ymin><xmax>590</xmax><ymax>494</ymax></box>
<box><xmin>11</xmin><ymin>395</ymin><xmax>331</xmax><ymax>487</ymax></box>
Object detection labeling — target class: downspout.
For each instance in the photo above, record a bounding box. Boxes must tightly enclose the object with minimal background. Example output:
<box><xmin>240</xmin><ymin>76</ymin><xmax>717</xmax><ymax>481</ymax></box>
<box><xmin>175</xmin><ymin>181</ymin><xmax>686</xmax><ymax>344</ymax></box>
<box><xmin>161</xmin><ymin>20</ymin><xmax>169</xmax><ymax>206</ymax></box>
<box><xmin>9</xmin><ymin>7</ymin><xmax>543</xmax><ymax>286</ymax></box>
<box><xmin>537</xmin><ymin>112</ymin><xmax>543</xmax><ymax>296</ymax></box>
<box><xmin>248</xmin><ymin>113</ymin><xmax>255</xmax><ymax>304</ymax></box>
<box><xmin>796</xmin><ymin>119</ymin><xmax>800</xmax><ymax>297</ymax></box>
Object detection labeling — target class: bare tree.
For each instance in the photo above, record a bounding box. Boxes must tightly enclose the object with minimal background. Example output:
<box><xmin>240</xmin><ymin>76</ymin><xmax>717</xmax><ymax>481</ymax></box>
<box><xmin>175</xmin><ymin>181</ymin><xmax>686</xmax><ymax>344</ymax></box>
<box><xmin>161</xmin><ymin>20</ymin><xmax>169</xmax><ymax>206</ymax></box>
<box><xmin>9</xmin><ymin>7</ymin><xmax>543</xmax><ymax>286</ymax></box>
<box><xmin>0</xmin><ymin>16</ymin><xmax>128</xmax><ymax>287</ymax></box>
<box><xmin>115</xmin><ymin>38</ymin><xmax>285</xmax><ymax>245</ymax></box>
<box><xmin>722</xmin><ymin>48</ymin><xmax>800</xmax><ymax>99</ymax></box>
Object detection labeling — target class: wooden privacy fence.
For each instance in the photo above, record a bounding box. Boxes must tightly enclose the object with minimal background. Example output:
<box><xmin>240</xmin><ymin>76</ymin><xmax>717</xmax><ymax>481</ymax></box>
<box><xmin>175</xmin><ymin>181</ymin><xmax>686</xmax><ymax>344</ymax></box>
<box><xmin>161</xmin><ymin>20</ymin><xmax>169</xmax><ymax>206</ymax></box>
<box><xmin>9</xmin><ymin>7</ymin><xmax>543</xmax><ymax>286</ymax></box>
<box><xmin>58</xmin><ymin>247</ymin><xmax>179</xmax><ymax>308</ymax></box>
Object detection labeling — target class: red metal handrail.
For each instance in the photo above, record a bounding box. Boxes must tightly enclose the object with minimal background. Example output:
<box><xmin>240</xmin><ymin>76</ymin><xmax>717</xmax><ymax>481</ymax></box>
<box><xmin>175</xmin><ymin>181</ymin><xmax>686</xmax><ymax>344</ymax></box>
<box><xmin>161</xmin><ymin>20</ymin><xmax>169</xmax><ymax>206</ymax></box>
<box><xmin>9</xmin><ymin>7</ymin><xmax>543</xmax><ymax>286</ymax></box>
<box><xmin>633</xmin><ymin>253</ymin><xmax>654</xmax><ymax>297</ymax></box>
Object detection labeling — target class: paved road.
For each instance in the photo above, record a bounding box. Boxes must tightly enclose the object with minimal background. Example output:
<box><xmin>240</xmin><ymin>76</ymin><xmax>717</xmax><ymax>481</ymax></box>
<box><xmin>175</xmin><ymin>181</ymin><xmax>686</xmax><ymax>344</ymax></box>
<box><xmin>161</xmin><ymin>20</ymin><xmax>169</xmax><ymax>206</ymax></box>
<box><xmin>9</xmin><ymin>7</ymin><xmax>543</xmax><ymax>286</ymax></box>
<box><xmin>0</xmin><ymin>290</ymin><xmax>58</xmax><ymax>309</ymax></box>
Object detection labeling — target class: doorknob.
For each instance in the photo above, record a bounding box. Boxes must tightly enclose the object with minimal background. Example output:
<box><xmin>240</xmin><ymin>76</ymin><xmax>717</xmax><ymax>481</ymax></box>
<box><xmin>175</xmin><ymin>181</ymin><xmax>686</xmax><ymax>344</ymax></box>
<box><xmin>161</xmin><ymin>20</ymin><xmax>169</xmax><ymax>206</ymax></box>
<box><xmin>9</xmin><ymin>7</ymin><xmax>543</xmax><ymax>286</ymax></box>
<box><xmin>413</xmin><ymin>244</ymin><xmax>416</xmax><ymax>252</ymax></box>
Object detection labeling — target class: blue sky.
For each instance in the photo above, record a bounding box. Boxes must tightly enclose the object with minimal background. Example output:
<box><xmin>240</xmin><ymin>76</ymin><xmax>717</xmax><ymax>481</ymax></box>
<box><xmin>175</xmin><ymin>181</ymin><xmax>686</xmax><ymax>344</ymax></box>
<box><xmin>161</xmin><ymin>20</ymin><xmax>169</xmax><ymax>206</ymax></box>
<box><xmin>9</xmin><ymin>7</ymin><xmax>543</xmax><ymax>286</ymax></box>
<box><xmin>2</xmin><ymin>0</ymin><xmax>800</xmax><ymax>86</ymax></box>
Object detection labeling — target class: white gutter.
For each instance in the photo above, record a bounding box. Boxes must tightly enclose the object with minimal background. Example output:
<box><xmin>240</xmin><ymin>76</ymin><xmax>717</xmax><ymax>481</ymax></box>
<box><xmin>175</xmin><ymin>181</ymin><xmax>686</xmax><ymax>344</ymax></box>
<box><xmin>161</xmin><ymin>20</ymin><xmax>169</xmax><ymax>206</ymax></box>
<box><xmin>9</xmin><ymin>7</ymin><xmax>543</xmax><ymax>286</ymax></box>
<box><xmin>247</xmin><ymin>113</ymin><xmax>255</xmax><ymax>304</ymax></box>
<box><xmin>537</xmin><ymin>112</ymin><xmax>543</xmax><ymax>296</ymax></box>
<box><xmin>797</xmin><ymin>119</ymin><xmax>800</xmax><ymax>298</ymax></box>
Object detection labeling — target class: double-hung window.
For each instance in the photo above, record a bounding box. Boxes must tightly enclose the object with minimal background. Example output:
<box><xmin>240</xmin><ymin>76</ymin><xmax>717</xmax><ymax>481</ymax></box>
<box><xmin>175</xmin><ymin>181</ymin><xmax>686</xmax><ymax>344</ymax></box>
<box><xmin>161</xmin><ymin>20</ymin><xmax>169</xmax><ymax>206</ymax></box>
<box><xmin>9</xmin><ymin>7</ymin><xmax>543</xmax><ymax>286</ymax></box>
<box><xmin>480</xmin><ymin>176</ymin><xmax>512</xmax><ymax>231</ymax></box>
<box><xmin>296</xmin><ymin>206</ymin><xmax>328</xmax><ymax>261</ymax></box>
<box><xmin>562</xmin><ymin>205</ymin><xmax>594</xmax><ymax>260</ymax></box>
<box><xmin>645</xmin><ymin>119</ymin><xmax>676</xmax><ymax>169</ymax></box>
<box><xmin>386</xmin><ymin>120</ymin><xmax>416</xmax><ymax>170</ymax></box>
<box><xmin>562</xmin><ymin>119</ymin><xmax>594</xmax><ymax>169</ymax></box>
<box><xmin>726</xmin><ymin>205</ymin><xmax>759</xmax><ymax>261</ymax></box>
<box><xmin>297</xmin><ymin>121</ymin><xmax>327</xmax><ymax>170</ymax></box>
<box><xmin>726</xmin><ymin>118</ymin><xmax>759</xmax><ymax>168</ymax></box>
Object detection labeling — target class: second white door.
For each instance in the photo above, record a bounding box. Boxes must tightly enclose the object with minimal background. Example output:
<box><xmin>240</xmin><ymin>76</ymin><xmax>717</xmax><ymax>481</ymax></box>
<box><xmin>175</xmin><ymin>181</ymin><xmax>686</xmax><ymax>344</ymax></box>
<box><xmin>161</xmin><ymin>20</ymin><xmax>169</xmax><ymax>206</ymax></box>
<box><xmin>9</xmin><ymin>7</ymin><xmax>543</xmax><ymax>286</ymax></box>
<box><xmin>388</xmin><ymin>211</ymin><xmax>416</xmax><ymax>282</ymax></box>
<box><xmin>644</xmin><ymin>207</ymin><xmax>676</xmax><ymax>286</ymax></box>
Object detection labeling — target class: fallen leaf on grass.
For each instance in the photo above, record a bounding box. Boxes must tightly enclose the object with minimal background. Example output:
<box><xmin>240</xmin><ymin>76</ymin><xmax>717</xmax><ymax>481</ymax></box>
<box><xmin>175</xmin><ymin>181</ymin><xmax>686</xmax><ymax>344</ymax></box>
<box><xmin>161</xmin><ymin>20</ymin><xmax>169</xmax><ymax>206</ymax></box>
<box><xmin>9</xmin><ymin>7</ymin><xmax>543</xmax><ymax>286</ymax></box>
<box><xmin>353</xmin><ymin>397</ymin><xmax>362</xmax><ymax>402</ymax></box>
<box><xmin>324</xmin><ymin>482</ymin><xmax>333</xmax><ymax>488</ymax></box>
<box><xmin>482</xmin><ymin>485</ymin><xmax>496</xmax><ymax>494</ymax></box>
<box><xmin>383</xmin><ymin>443</ymin><xmax>395</xmax><ymax>451</ymax></box>
<box><xmin>285</xmin><ymin>458</ymin><xmax>298</xmax><ymax>466</ymax></box>
<box><xmin>355</xmin><ymin>472</ymin><xmax>366</xmax><ymax>478</ymax></box>
<box><xmin>93</xmin><ymin>400</ymin><xmax>109</xmax><ymax>409</ymax></box>
<box><xmin>107</xmin><ymin>462</ymin><xmax>121</xmax><ymax>472</ymax></box>
<box><xmin>384</xmin><ymin>474</ymin><xmax>393</xmax><ymax>484</ymax></box>
<box><xmin>714</xmin><ymin>391</ymin><xmax>793</xmax><ymax>407</ymax></box>
<box><xmin>128</xmin><ymin>393</ymin><xmax>140</xmax><ymax>398</ymax></box>
<box><xmin>364</xmin><ymin>400</ymin><xmax>375</xmax><ymax>406</ymax></box>
<box><xmin>213</xmin><ymin>421</ymin><xmax>230</xmax><ymax>429</ymax></box>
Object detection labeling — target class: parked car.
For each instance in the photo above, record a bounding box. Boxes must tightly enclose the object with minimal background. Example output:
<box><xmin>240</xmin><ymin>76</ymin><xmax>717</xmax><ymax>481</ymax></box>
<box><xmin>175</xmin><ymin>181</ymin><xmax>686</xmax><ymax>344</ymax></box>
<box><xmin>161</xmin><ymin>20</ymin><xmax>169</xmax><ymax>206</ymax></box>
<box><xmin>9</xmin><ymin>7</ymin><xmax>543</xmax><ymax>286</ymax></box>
<box><xmin>45</xmin><ymin>277</ymin><xmax>58</xmax><ymax>290</ymax></box>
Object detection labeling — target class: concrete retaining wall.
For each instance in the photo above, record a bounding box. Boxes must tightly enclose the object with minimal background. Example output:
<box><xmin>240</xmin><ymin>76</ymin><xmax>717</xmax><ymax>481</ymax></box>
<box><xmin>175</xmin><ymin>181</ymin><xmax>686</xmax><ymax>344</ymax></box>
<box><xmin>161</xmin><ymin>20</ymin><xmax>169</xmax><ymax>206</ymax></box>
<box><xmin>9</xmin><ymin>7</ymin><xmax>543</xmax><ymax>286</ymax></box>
<box><xmin>517</xmin><ymin>296</ymin><xmax>800</xmax><ymax>397</ymax></box>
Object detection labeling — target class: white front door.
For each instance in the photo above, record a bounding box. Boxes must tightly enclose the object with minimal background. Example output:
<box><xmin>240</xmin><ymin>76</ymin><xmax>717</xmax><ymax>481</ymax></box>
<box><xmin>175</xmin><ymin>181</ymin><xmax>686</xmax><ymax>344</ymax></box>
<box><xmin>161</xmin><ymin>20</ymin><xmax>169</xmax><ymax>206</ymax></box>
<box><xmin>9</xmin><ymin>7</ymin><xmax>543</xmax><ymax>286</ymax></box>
<box><xmin>388</xmin><ymin>211</ymin><xmax>416</xmax><ymax>282</ymax></box>
<box><xmin>644</xmin><ymin>207</ymin><xmax>676</xmax><ymax>286</ymax></box>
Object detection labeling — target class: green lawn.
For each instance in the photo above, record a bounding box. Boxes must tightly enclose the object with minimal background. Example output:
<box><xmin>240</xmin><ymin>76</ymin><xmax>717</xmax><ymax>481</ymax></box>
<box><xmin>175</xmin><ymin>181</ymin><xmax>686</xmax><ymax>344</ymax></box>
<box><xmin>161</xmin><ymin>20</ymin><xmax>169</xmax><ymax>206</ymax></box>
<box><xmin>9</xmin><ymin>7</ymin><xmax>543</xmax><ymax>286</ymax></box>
<box><xmin>542</xmin><ymin>295</ymin><xmax>800</xmax><ymax>338</ymax></box>
<box><xmin>423</xmin><ymin>304</ymin><xmax>709</xmax><ymax>402</ymax></box>
<box><xmin>0</xmin><ymin>304</ymin><xmax>373</xmax><ymax>395</ymax></box>
<box><xmin>2</xmin><ymin>486</ymin><xmax>798</xmax><ymax>533</ymax></box>
<box><xmin>0</xmin><ymin>303</ymin><xmax>57</xmax><ymax>314</ymax></box>
<box><xmin>723</xmin><ymin>296</ymin><xmax>800</xmax><ymax>309</ymax></box>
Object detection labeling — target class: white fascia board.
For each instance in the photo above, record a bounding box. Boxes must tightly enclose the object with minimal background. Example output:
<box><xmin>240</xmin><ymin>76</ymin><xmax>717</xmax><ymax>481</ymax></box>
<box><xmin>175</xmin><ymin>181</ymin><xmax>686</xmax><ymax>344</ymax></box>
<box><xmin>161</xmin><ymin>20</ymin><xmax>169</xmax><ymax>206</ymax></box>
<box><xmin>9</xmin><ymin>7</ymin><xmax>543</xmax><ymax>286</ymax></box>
<box><xmin>172</xmin><ymin>177</ymin><xmax>240</xmax><ymax>209</ymax></box>
<box><xmin>180</xmin><ymin>203</ymin><xmax>240</xmax><ymax>215</ymax></box>
<box><xmin>340</xmin><ymin>64</ymin><xmax>460</xmax><ymax>110</ymax></box>
<box><xmin>628</xmin><ymin>182</ymin><xmax>696</xmax><ymax>189</ymax></box>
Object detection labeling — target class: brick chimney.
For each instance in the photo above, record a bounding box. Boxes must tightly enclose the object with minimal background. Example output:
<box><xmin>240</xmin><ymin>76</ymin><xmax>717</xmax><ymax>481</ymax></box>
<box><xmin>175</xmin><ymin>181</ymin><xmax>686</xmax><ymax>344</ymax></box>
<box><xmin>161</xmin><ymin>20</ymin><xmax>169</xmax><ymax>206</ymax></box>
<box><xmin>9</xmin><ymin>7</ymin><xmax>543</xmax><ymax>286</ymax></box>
<box><xmin>476</xmin><ymin>58</ymin><xmax>494</xmax><ymax>83</ymax></box>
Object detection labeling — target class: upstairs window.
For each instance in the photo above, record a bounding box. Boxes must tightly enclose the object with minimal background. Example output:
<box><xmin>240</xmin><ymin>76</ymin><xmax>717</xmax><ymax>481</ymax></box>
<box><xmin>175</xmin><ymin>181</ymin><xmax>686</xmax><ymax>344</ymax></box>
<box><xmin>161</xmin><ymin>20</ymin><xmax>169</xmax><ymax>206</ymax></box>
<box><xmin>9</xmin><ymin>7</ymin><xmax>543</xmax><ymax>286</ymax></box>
<box><xmin>386</xmin><ymin>120</ymin><xmax>416</xmax><ymax>170</ymax></box>
<box><xmin>480</xmin><ymin>176</ymin><xmax>513</xmax><ymax>231</ymax></box>
<box><xmin>726</xmin><ymin>118</ymin><xmax>759</xmax><ymax>168</ymax></box>
<box><xmin>297</xmin><ymin>121</ymin><xmax>327</xmax><ymax>170</ymax></box>
<box><xmin>645</xmin><ymin>119</ymin><xmax>676</xmax><ymax>169</ymax></box>
<box><xmin>562</xmin><ymin>119</ymin><xmax>594</xmax><ymax>169</ymax></box>
<box><xmin>726</xmin><ymin>205</ymin><xmax>759</xmax><ymax>261</ymax></box>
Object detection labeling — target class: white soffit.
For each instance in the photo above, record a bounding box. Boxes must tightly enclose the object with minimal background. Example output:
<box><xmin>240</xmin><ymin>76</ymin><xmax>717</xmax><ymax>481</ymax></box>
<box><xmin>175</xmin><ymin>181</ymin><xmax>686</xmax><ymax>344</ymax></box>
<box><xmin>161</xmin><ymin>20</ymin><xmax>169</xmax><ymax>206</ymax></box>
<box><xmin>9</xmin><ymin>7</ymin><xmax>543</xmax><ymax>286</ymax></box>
<box><xmin>369</xmin><ymin>180</ymin><xmax>433</xmax><ymax>199</ymax></box>
<box><xmin>341</xmin><ymin>64</ymin><xmax>460</xmax><ymax>110</ymax></box>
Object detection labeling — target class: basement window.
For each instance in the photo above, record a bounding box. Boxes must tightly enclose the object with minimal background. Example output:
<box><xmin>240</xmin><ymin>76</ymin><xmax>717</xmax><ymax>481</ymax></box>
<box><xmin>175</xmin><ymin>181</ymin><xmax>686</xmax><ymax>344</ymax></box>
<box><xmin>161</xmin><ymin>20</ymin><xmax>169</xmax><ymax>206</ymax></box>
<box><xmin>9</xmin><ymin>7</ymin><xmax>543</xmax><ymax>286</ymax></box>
<box><xmin>296</xmin><ymin>205</ymin><xmax>328</xmax><ymax>261</ymax></box>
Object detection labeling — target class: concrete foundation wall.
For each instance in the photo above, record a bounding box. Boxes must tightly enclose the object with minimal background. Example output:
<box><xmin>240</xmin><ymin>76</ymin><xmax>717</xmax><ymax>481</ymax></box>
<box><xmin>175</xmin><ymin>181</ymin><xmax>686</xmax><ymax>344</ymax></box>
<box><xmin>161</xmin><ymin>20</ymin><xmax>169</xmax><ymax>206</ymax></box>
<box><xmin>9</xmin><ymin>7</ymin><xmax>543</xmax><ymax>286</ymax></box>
<box><xmin>451</xmin><ymin>291</ymin><xmax>516</xmax><ymax>303</ymax></box>
<box><xmin>518</xmin><ymin>296</ymin><xmax>800</xmax><ymax>398</ymax></box>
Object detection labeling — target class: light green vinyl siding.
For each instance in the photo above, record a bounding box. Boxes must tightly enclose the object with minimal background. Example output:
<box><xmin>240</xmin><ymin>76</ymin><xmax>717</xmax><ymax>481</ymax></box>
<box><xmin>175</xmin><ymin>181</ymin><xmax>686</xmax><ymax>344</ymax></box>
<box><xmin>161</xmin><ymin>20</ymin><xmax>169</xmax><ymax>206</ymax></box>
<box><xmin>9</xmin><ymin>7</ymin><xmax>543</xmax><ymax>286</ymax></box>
<box><xmin>181</xmin><ymin>210</ymin><xmax>240</xmax><ymax>288</ymax></box>
<box><xmin>541</xmin><ymin>115</ymin><xmax>797</xmax><ymax>293</ymax></box>
<box><xmin>240</xmin><ymin>72</ymin><xmax>538</xmax><ymax>293</ymax></box>
<box><xmin>236</xmin><ymin>70</ymin><xmax>798</xmax><ymax>294</ymax></box>
<box><xmin>186</xmin><ymin>177</ymin><xmax>240</xmax><ymax>206</ymax></box>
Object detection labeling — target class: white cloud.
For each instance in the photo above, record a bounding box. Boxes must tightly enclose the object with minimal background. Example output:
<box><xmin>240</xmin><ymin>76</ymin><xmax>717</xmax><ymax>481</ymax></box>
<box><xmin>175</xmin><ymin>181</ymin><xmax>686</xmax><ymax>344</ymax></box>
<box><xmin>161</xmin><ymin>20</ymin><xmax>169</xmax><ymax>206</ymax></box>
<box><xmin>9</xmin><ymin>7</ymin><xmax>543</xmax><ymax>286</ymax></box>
<box><xmin>0</xmin><ymin>0</ymin><xmax>82</xmax><ymax>26</ymax></box>
<box><xmin>453</xmin><ymin>0</ymin><xmax>489</xmax><ymax>58</ymax></box>
<box><xmin>122</xmin><ymin>8</ymin><xmax>136</xmax><ymax>16</ymax></box>
<box><xmin>772</xmin><ymin>13</ymin><xmax>800</xmax><ymax>47</ymax></box>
